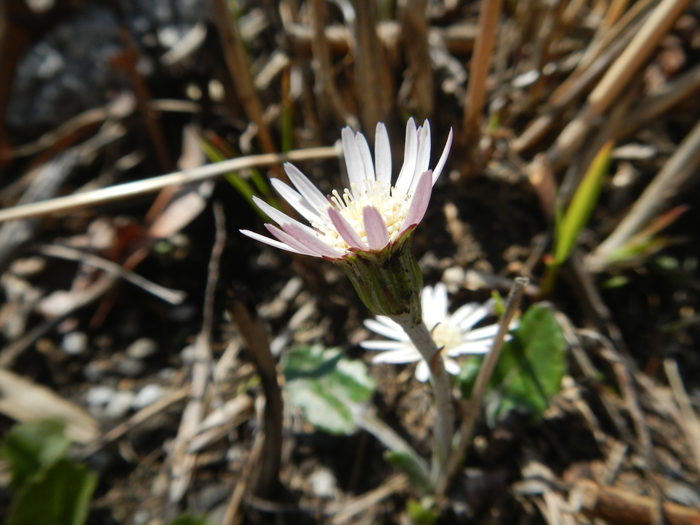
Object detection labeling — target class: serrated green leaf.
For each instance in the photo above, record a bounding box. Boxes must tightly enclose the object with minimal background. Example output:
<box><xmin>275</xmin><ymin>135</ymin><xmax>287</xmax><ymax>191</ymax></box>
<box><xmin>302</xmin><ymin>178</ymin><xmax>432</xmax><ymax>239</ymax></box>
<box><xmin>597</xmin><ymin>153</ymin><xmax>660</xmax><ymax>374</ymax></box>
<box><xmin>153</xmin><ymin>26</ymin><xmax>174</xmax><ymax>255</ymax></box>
<box><xmin>282</xmin><ymin>345</ymin><xmax>375</xmax><ymax>435</ymax></box>
<box><xmin>486</xmin><ymin>303</ymin><xmax>567</xmax><ymax>424</ymax></box>
<box><xmin>1</xmin><ymin>419</ymin><xmax>71</xmax><ymax>488</ymax></box>
<box><xmin>7</xmin><ymin>459</ymin><xmax>97</xmax><ymax>525</ymax></box>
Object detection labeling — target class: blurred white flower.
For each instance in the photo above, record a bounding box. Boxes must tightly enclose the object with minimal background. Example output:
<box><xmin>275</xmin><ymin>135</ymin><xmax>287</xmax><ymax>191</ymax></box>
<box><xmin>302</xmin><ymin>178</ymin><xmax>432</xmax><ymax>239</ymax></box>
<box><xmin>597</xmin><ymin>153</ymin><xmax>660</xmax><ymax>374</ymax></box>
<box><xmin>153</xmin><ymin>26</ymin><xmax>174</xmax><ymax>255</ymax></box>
<box><xmin>361</xmin><ymin>283</ymin><xmax>506</xmax><ymax>382</ymax></box>
<box><xmin>240</xmin><ymin>118</ymin><xmax>452</xmax><ymax>259</ymax></box>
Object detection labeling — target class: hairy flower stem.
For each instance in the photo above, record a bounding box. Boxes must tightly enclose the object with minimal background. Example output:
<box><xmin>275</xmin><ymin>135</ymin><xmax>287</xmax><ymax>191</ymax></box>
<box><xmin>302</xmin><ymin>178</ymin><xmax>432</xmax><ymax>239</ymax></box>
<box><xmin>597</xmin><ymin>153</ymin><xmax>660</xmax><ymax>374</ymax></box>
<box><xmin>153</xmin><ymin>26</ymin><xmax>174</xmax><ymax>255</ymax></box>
<box><xmin>394</xmin><ymin>313</ymin><xmax>454</xmax><ymax>483</ymax></box>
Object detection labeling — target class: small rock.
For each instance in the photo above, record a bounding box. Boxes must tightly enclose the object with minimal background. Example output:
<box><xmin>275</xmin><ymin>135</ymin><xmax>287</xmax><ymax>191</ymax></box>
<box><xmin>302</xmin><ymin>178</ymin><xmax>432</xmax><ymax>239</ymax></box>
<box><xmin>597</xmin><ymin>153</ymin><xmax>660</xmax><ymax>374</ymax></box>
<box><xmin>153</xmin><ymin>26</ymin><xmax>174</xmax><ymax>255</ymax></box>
<box><xmin>180</xmin><ymin>344</ymin><xmax>196</xmax><ymax>364</ymax></box>
<box><xmin>126</xmin><ymin>338</ymin><xmax>159</xmax><ymax>359</ymax></box>
<box><xmin>309</xmin><ymin>467</ymin><xmax>337</xmax><ymax>498</ymax></box>
<box><xmin>86</xmin><ymin>385</ymin><xmax>115</xmax><ymax>406</ymax></box>
<box><xmin>84</xmin><ymin>359</ymin><xmax>112</xmax><ymax>382</ymax></box>
<box><xmin>62</xmin><ymin>332</ymin><xmax>88</xmax><ymax>355</ymax></box>
<box><xmin>132</xmin><ymin>384</ymin><xmax>163</xmax><ymax>409</ymax></box>
<box><xmin>104</xmin><ymin>390</ymin><xmax>135</xmax><ymax>419</ymax></box>
<box><xmin>116</xmin><ymin>357</ymin><xmax>146</xmax><ymax>377</ymax></box>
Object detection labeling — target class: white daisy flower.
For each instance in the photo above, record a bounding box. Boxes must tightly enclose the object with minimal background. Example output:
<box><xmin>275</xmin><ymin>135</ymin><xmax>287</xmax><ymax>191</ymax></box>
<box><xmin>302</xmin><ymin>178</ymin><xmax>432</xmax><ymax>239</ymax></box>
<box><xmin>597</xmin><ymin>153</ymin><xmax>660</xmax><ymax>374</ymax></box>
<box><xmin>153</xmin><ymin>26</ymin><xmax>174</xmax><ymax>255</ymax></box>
<box><xmin>240</xmin><ymin>118</ymin><xmax>453</xmax><ymax>259</ymax></box>
<box><xmin>361</xmin><ymin>283</ymin><xmax>507</xmax><ymax>382</ymax></box>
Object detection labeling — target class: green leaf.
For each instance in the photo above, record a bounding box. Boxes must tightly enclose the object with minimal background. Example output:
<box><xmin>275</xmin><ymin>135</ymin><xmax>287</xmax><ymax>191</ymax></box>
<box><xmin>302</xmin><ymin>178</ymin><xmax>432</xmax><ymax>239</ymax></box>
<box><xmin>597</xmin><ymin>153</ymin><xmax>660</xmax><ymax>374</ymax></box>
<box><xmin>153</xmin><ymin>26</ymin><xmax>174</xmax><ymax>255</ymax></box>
<box><xmin>282</xmin><ymin>345</ymin><xmax>375</xmax><ymax>435</ymax></box>
<box><xmin>7</xmin><ymin>459</ymin><xmax>97</xmax><ymax>525</ymax></box>
<box><xmin>386</xmin><ymin>452</ymin><xmax>433</xmax><ymax>495</ymax></box>
<box><xmin>486</xmin><ymin>303</ymin><xmax>567</xmax><ymax>424</ymax></box>
<box><xmin>1</xmin><ymin>420</ymin><xmax>71</xmax><ymax>488</ymax></box>
<box><xmin>553</xmin><ymin>141</ymin><xmax>613</xmax><ymax>266</ymax></box>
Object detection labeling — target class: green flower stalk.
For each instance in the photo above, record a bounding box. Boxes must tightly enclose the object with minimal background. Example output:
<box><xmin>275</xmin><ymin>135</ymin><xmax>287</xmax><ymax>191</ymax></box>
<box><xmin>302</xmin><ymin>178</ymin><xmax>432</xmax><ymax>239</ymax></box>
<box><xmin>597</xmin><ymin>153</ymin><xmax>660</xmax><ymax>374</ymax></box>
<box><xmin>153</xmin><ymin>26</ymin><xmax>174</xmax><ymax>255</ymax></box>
<box><xmin>241</xmin><ymin>119</ymin><xmax>454</xmax><ymax>479</ymax></box>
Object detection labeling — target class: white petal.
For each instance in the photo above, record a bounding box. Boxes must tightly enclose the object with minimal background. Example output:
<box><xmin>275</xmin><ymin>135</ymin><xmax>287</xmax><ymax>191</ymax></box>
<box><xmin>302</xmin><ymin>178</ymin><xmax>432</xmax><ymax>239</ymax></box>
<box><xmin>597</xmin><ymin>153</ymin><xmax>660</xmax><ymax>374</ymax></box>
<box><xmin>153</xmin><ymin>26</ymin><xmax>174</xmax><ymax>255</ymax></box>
<box><xmin>414</xmin><ymin>360</ymin><xmax>430</xmax><ymax>382</ymax></box>
<box><xmin>374</xmin><ymin>122</ymin><xmax>392</xmax><ymax>185</ymax></box>
<box><xmin>395</xmin><ymin>118</ymin><xmax>418</xmax><ymax>195</ymax></box>
<box><xmin>356</xmin><ymin>131</ymin><xmax>375</xmax><ymax>185</ymax></box>
<box><xmin>328</xmin><ymin>207</ymin><xmax>368</xmax><ymax>250</ymax></box>
<box><xmin>342</xmin><ymin>127</ymin><xmax>366</xmax><ymax>195</ymax></box>
<box><xmin>372</xmin><ymin>347</ymin><xmax>422</xmax><ymax>364</ymax></box>
<box><xmin>421</xmin><ymin>283</ymin><xmax>448</xmax><ymax>329</ymax></box>
<box><xmin>239</xmin><ymin>229</ymin><xmax>304</xmax><ymax>254</ymax></box>
<box><xmin>361</xmin><ymin>340</ymin><xmax>410</xmax><ymax>351</ymax></box>
<box><xmin>466</xmin><ymin>323</ymin><xmax>501</xmax><ymax>341</ymax></box>
<box><xmin>458</xmin><ymin>299</ymin><xmax>495</xmax><ymax>330</ymax></box>
<box><xmin>271</xmin><ymin>178</ymin><xmax>329</xmax><ymax>226</ymax></box>
<box><xmin>445</xmin><ymin>341</ymin><xmax>492</xmax><ymax>356</ymax></box>
<box><xmin>398</xmin><ymin>170</ymin><xmax>432</xmax><ymax>236</ymax></box>
<box><xmin>284</xmin><ymin>163</ymin><xmax>329</xmax><ymax>210</ymax></box>
<box><xmin>363</xmin><ymin>206</ymin><xmax>389</xmax><ymax>250</ymax></box>
<box><xmin>444</xmin><ymin>357</ymin><xmax>462</xmax><ymax>376</ymax></box>
<box><xmin>410</xmin><ymin>122</ymin><xmax>431</xmax><ymax>192</ymax></box>
<box><xmin>449</xmin><ymin>302</ymin><xmax>480</xmax><ymax>327</ymax></box>
<box><xmin>432</xmin><ymin>128</ymin><xmax>453</xmax><ymax>186</ymax></box>
<box><xmin>363</xmin><ymin>318</ymin><xmax>409</xmax><ymax>341</ymax></box>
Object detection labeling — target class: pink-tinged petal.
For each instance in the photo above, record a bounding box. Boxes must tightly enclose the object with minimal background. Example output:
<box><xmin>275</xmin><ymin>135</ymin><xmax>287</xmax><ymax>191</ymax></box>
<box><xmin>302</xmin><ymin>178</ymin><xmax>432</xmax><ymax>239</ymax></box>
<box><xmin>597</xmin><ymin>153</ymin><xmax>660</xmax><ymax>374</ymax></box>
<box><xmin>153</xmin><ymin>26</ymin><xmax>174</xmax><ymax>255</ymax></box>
<box><xmin>398</xmin><ymin>170</ymin><xmax>432</xmax><ymax>236</ymax></box>
<box><xmin>374</xmin><ymin>122</ymin><xmax>392</xmax><ymax>185</ymax></box>
<box><xmin>270</xmin><ymin>178</ymin><xmax>329</xmax><ymax>226</ymax></box>
<box><xmin>432</xmin><ymin>128</ymin><xmax>453</xmax><ymax>185</ymax></box>
<box><xmin>341</xmin><ymin>127</ymin><xmax>366</xmax><ymax>195</ymax></box>
<box><xmin>363</xmin><ymin>206</ymin><xmax>390</xmax><ymax>250</ymax></box>
<box><xmin>328</xmin><ymin>207</ymin><xmax>368</xmax><ymax>250</ymax></box>
<box><xmin>265</xmin><ymin>224</ymin><xmax>318</xmax><ymax>257</ymax></box>
<box><xmin>410</xmin><ymin>121</ymin><xmax>431</xmax><ymax>191</ymax></box>
<box><xmin>414</xmin><ymin>361</ymin><xmax>430</xmax><ymax>382</ymax></box>
<box><xmin>283</xmin><ymin>163</ymin><xmax>329</xmax><ymax>210</ymax></box>
<box><xmin>395</xmin><ymin>118</ymin><xmax>418</xmax><ymax>195</ymax></box>
<box><xmin>356</xmin><ymin>132</ymin><xmax>375</xmax><ymax>184</ymax></box>
<box><xmin>253</xmin><ymin>197</ymin><xmax>328</xmax><ymax>246</ymax></box>
<box><xmin>239</xmin><ymin>229</ymin><xmax>304</xmax><ymax>254</ymax></box>
<box><xmin>281</xmin><ymin>222</ymin><xmax>342</xmax><ymax>259</ymax></box>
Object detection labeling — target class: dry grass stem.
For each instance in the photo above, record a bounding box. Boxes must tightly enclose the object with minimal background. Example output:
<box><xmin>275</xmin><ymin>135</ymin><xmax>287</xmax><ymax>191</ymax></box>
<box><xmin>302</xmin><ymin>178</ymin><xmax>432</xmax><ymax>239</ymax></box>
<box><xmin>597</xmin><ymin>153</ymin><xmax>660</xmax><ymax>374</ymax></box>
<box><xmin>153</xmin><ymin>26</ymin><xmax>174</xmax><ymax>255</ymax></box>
<box><xmin>588</xmin><ymin>118</ymin><xmax>700</xmax><ymax>272</ymax></box>
<box><xmin>462</xmin><ymin>0</ymin><xmax>503</xmax><ymax>159</ymax></box>
<box><xmin>0</xmin><ymin>146</ymin><xmax>340</xmax><ymax>223</ymax></box>
<box><xmin>663</xmin><ymin>359</ymin><xmax>700</xmax><ymax>475</ymax></box>
<box><xmin>548</xmin><ymin>0</ymin><xmax>692</xmax><ymax>168</ymax></box>
<box><xmin>437</xmin><ymin>277</ymin><xmax>529</xmax><ymax>497</ymax></box>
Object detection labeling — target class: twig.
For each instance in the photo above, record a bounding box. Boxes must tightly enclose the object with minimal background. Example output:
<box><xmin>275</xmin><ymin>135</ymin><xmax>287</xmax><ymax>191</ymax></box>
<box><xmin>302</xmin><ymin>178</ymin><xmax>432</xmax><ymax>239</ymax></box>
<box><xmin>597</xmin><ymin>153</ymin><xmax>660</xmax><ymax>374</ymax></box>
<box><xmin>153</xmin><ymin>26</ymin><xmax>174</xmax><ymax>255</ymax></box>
<box><xmin>309</xmin><ymin>0</ymin><xmax>358</xmax><ymax>129</ymax></box>
<box><xmin>587</xmin><ymin>117</ymin><xmax>700</xmax><ymax>272</ymax></box>
<box><xmin>210</xmin><ymin>0</ymin><xmax>281</xmax><ymax>178</ymax></box>
<box><xmin>663</xmin><ymin>359</ymin><xmax>700</xmax><ymax>476</ymax></box>
<box><xmin>221</xmin><ymin>430</ymin><xmax>265</xmax><ymax>525</ymax></box>
<box><xmin>228</xmin><ymin>295</ymin><xmax>283</xmax><ymax>498</ymax></box>
<box><xmin>76</xmin><ymin>387</ymin><xmax>189</xmax><ymax>459</ymax></box>
<box><xmin>0</xmin><ymin>145</ymin><xmax>340</xmax><ymax>223</ymax></box>
<box><xmin>0</xmin><ymin>274</ymin><xmax>116</xmax><ymax>368</ymax></box>
<box><xmin>168</xmin><ymin>203</ymin><xmax>226</xmax><ymax>504</ymax></box>
<box><xmin>436</xmin><ymin>276</ymin><xmax>529</xmax><ymax>498</ymax></box>
<box><xmin>353</xmin><ymin>0</ymin><xmax>392</xmax><ymax>134</ymax></box>
<box><xmin>37</xmin><ymin>244</ymin><xmax>186</xmax><ymax>304</ymax></box>
<box><xmin>547</xmin><ymin>0</ymin><xmax>692</xmax><ymax>169</ymax></box>
<box><xmin>461</xmin><ymin>0</ymin><xmax>502</xmax><ymax>164</ymax></box>
<box><xmin>329</xmin><ymin>474</ymin><xmax>408</xmax><ymax>524</ymax></box>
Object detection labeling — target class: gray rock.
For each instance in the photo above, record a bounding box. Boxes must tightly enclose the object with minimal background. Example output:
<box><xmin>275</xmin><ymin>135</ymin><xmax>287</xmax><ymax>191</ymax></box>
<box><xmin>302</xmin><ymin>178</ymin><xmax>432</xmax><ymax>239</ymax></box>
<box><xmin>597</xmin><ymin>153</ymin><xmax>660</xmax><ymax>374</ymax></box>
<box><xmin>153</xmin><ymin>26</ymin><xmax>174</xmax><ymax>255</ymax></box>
<box><xmin>61</xmin><ymin>332</ymin><xmax>88</xmax><ymax>355</ymax></box>
<box><xmin>132</xmin><ymin>384</ymin><xmax>163</xmax><ymax>409</ymax></box>
<box><xmin>126</xmin><ymin>338</ymin><xmax>159</xmax><ymax>359</ymax></box>
<box><xmin>104</xmin><ymin>390</ymin><xmax>135</xmax><ymax>419</ymax></box>
<box><xmin>116</xmin><ymin>357</ymin><xmax>146</xmax><ymax>377</ymax></box>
